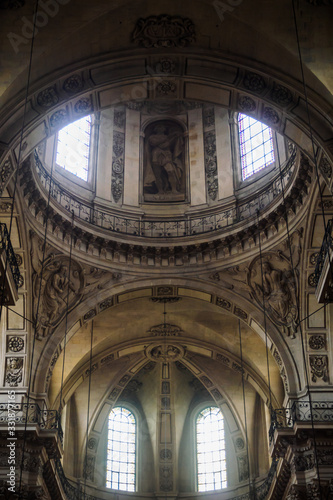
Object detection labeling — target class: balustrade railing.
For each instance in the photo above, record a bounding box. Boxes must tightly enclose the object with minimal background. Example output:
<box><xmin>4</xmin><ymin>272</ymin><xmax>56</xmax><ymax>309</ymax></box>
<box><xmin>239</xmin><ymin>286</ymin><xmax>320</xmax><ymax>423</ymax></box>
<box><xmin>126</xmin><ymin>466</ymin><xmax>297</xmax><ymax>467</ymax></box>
<box><xmin>314</xmin><ymin>218</ymin><xmax>333</xmax><ymax>286</ymax></box>
<box><xmin>0</xmin><ymin>223</ymin><xmax>21</xmax><ymax>289</ymax></box>
<box><xmin>54</xmin><ymin>456</ymin><xmax>278</xmax><ymax>500</ymax></box>
<box><xmin>0</xmin><ymin>403</ymin><xmax>63</xmax><ymax>443</ymax></box>
<box><xmin>33</xmin><ymin>148</ymin><xmax>296</xmax><ymax>239</ymax></box>
<box><xmin>269</xmin><ymin>401</ymin><xmax>333</xmax><ymax>442</ymax></box>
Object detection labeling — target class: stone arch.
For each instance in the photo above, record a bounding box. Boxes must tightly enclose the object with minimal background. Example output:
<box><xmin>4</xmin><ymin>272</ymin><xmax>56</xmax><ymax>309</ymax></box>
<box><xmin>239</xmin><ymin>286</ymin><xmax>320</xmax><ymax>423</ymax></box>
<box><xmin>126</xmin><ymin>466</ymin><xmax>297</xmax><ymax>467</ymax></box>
<box><xmin>34</xmin><ymin>277</ymin><xmax>299</xmax><ymax>400</ymax></box>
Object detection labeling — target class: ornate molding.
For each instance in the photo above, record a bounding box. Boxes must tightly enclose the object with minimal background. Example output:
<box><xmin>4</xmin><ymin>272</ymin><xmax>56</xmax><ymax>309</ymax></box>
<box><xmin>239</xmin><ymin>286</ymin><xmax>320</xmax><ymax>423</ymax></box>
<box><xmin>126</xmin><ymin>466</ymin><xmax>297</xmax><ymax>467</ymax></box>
<box><xmin>132</xmin><ymin>15</ymin><xmax>195</xmax><ymax>48</ymax></box>
<box><xmin>147</xmin><ymin>323</ymin><xmax>183</xmax><ymax>336</ymax></box>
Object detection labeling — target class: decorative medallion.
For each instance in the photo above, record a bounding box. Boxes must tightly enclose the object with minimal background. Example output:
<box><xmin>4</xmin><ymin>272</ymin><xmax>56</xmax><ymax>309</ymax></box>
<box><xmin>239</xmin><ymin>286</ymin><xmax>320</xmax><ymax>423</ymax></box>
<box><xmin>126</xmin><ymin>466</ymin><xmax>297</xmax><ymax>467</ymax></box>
<box><xmin>200</xmin><ymin>376</ymin><xmax>213</xmax><ymax>387</ymax></box>
<box><xmin>238</xmin><ymin>95</ymin><xmax>256</xmax><ymax>112</ymax></box>
<box><xmin>308</xmin><ymin>273</ymin><xmax>318</xmax><ymax>287</ymax></box>
<box><xmin>37</xmin><ymin>87</ymin><xmax>59</xmax><ymax>108</ymax></box>
<box><xmin>63</xmin><ymin>74</ymin><xmax>84</xmax><ymax>94</ymax></box>
<box><xmin>99</xmin><ymin>298</ymin><xmax>113</xmax><ymax>311</ymax></box>
<box><xmin>234</xmin><ymin>307</ymin><xmax>248</xmax><ymax>320</ymax></box>
<box><xmin>243</xmin><ymin>72</ymin><xmax>266</xmax><ymax>93</ymax></box>
<box><xmin>87</xmin><ymin>438</ymin><xmax>97</xmax><ymax>450</ymax></box>
<box><xmin>270</xmin><ymin>84</ymin><xmax>293</xmax><ymax>106</ymax></box>
<box><xmin>235</xmin><ymin>437</ymin><xmax>245</xmax><ymax>450</ymax></box>
<box><xmin>216</xmin><ymin>297</ymin><xmax>232</xmax><ymax>310</ymax></box>
<box><xmin>101</xmin><ymin>354</ymin><xmax>115</xmax><ymax>364</ymax></box>
<box><xmin>50</xmin><ymin>109</ymin><xmax>68</xmax><ymax>129</ymax></box>
<box><xmin>146</xmin><ymin>343</ymin><xmax>184</xmax><ymax>362</ymax></box>
<box><xmin>309</xmin><ymin>355</ymin><xmax>329</xmax><ymax>382</ymax></box>
<box><xmin>160</xmin><ymin>449</ymin><xmax>172</xmax><ymax>460</ymax></box>
<box><xmin>309</xmin><ymin>335</ymin><xmax>326</xmax><ymax>350</ymax></box>
<box><xmin>154</xmin><ymin>58</ymin><xmax>177</xmax><ymax>74</ymax></box>
<box><xmin>310</xmin><ymin>252</ymin><xmax>319</xmax><ymax>266</ymax></box>
<box><xmin>8</xmin><ymin>336</ymin><xmax>24</xmax><ymax>352</ymax></box>
<box><xmin>133</xmin><ymin>15</ymin><xmax>195</xmax><ymax>48</ymax></box>
<box><xmin>74</xmin><ymin>97</ymin><xmax>93</xmax><ymax>114</ymax></box>
<box><xmin>263</xmin><ymin>107</ymin><xmax>279</xmax><ymax>124</ymax></box>
<box><xmin>216</xmin><ymin>353</ymin><xmax>230</xmax><ymax>365</ymax></box>
<box><xmin>147</xmin><ymin>323</ymin><xmax>183</xmax><ymax>336</ymax></box>
<box><xmin>211</xmin><ymin>388</ymin><xmax>223</xmax><ymax>400</ymax></box>
<box><xmin>83</xmin><ymin>309</ymin><xmax>96</xmax><ymax>321</ymax></box>
<box><xmin>156</xmin><ymin>80</ymin><xmax>177</xmax><ymax>96</ymax></box>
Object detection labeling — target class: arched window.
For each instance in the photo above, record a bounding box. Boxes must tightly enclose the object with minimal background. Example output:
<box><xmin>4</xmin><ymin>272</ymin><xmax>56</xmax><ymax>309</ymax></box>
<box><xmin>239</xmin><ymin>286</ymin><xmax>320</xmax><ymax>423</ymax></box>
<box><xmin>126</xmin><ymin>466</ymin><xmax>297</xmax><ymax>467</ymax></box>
<box><xmin>106</xmin><ymin>407</ymin><xmax>136</xmax><ymax>492</ymax></box>
<box><xmin>56</xmin><ymin>115</ymin><xmax>92</xmax><ymax>181</ymax></box>
<box><xmin>196</xmin><ymin>406</ymin><xmax>227</xmax><ymax>492</ymax></box>
<box><xmin>238</xmin><ymin>113</ymin><xmax>275</xmax><ymax>180</ymax></box>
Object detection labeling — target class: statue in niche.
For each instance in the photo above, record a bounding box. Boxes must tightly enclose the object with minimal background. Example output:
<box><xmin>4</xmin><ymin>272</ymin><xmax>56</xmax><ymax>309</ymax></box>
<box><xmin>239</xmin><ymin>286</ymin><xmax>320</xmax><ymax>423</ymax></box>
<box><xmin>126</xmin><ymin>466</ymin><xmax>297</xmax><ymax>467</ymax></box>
<box><xmin>143</xmin><ymin>120</ymin><xmax>185</xmax><ymax>202</ymax></box>
<box><xmin>5</xmin><ymin>358</ymin><xmax>23</xmax><ymax>387</ymax></box>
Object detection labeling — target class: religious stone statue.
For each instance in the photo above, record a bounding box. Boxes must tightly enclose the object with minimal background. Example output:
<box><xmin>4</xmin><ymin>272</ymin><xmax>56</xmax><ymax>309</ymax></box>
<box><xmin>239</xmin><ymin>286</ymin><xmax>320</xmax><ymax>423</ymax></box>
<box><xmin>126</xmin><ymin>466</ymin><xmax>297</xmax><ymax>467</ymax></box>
<box><xmin>143</xmin><ymin>121</ymin><xmax>185</xmax><ymax>202</ymax></box>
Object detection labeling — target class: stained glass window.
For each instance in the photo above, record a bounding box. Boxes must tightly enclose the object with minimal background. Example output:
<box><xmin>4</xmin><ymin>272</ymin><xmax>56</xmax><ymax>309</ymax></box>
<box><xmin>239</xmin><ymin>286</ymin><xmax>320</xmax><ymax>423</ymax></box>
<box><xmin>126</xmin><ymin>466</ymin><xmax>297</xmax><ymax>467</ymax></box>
<box><xmin>238</xmin><ymin>113</ymin><xmax>275</xmax><ymax>180</ymax></box>
<box><xmin>106</xmin><ymin>407</ymin><xmax>136</xmax><ymax>492</ymax></box>
<box><xmin>196</xmin><ymin>407</ymin><xmax>227</xmax><ymax>491</ymax></box>
<box><xmin>56</xmin><ymin>115</ymin><xmax>91</xmax><ymax>181</ymax></box>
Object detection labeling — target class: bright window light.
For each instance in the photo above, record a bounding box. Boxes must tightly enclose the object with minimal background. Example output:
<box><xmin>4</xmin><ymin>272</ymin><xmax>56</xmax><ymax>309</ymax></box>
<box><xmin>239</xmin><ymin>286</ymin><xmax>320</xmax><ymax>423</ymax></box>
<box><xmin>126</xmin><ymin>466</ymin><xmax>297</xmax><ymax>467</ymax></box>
<box><xmin>56</xmin><ymin>115</ymin><xmax>91</xmax><ymax>181</ymax></box>
<box><xmin>196</xmin><ymin>407</ymin><xmax>227</xmax><ymax>492</ymax></box>
<box><xmin>238</xmin><ymin>113</ymin><xmax>275</xmax><ymax>180</ymax></box>
<box><xmin>106</xmin><ymin>407</ymin><xmax>136</xmax><ymax>492</ymax></box>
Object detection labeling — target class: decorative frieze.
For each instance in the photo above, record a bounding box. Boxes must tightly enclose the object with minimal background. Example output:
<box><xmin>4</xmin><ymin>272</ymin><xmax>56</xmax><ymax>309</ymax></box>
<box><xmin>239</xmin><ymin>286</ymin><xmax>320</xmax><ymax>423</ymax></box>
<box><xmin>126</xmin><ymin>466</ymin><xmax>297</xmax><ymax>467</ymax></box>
<box><xmin>111</xmin><ymin>107</ymin><xmax>126</xmax><ymax>203</ymax></box>
<box><xmin>5</xmin><ymin>357</ymin><xmax>23</xmax><ymax>387</ymax></box>
<box><xmin>203</xmin><ymin>106</ymin><xmax>218</xmax><ymax>202</ymax></box>
<box><xmin>309</xmin><ymin>355</ymin><xmax>329</xmax><ymax>382</ymax></box>
<box><xmin>132</xmin><ymin>15</ymin><xmax>195</xmax><ymax>48</ymax></box>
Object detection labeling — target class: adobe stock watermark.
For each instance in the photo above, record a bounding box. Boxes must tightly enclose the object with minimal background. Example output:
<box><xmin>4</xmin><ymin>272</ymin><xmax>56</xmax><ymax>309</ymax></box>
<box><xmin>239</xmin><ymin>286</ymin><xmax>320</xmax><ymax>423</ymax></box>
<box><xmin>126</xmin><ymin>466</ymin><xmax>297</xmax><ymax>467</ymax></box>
<box><xmin>213</xmin><ymin>0</ymin><xmax>243</xmax><ymax>22</ymax></box>
<box><xmin>7</xmin><ymin>0</ymin><xmax>70</xmax><ymax>54</ymax></box>
<box><xmin>7</xmin><ymin>390</ymin><xmax>16</xmax><ymax>493</ymax></box>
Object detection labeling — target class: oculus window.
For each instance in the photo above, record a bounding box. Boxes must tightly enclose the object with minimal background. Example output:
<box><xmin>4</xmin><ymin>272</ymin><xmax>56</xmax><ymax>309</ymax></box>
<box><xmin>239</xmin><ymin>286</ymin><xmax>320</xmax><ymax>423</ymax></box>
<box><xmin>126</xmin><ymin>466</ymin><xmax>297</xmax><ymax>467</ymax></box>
<box><xmin>106</xmin><ymin>407</ymin><xmax>136</xmax><ymax>492</ymax></box>
<box><xmin>56</xmin><ymin>115</ymin><xmax>91</xmax><ymax>181</ymax></box>
<box><xmin>196</xmin><ymin>406</ymin><xmax>227</xmax><ymax>491</ymax></box>
<box><xmin>238</xmin><ymin>113</ymin><xmax>275</xmax><ymax>180</ymax></box>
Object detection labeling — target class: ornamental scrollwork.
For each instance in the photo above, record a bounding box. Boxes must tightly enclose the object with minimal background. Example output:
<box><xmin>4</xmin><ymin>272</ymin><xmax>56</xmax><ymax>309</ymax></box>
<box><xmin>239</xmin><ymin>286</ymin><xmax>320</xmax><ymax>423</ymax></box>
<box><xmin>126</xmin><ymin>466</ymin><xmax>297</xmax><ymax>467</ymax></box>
<box><xmin>133</xmin><ymin>15</ymin><xmax>195</xmax><ymax>48</ymax></box>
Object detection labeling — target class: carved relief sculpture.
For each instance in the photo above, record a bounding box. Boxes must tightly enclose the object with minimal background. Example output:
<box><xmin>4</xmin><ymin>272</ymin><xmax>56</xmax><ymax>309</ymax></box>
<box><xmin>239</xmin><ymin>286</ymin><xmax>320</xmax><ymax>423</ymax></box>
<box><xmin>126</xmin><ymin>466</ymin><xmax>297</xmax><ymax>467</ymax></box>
<box><xmin>31</xmin><ymin>233</ymin><xmax>84</xmax><ymax>337</ymax></box>
<box><xmin>249</xmin><ymin>253</ymin><xmax>298</xmax><ymax>337</ymax></box>
<box><xmin>143</xmin><ymin>120</ymin><xmax>186</xmax><ymax>202</ymax></box>
<box><xmin>5</xmin><ymin>357</ymin><xmax>23</xmax><ymax>387</ymax></box>
<box><xmin>132</xmin><ymin>15</ymin><xmax>195</xmax><ymax>48</ymax></box>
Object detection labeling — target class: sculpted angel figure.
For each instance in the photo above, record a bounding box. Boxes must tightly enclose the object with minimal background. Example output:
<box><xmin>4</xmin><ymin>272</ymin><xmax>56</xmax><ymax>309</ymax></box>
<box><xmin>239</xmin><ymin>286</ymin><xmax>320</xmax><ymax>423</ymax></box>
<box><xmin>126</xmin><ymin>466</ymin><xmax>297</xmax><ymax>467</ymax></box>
<box><xmin>255</xmin><ymin>261</ymin><xmax>297</xmax><ymax>335</ymax></box>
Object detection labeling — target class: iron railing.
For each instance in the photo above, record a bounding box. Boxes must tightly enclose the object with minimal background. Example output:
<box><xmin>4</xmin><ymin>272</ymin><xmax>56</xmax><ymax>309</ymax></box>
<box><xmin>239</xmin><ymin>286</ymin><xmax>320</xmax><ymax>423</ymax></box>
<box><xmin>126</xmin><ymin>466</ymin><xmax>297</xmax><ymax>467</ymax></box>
<box><xmin>269</xmin><ymin>400</ymin><xmax>333</xmax><ymax>442</ymax></box>
<box><xmin>33</xmin><ymin>148</ymin><xmax>296</xmax><ymax>239</ymax></box>
<box><xmin>0</xmin><ymin>403</ymin><xmax>63</xmax><ymax>443</ymax></box>
<box><xmin>314</xmin><ymin>218</ymin><xmax>333</xmax><ymax>286</ymax></box>
<box><xmin>0</xmin><ymin>223</ymin><xmax>21</xmax><ymax>289</ymax></box>
<box><xmin>54</xmin><ymin>456</ymin><xmax>278</xmax><ymax>500</ymax></box>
